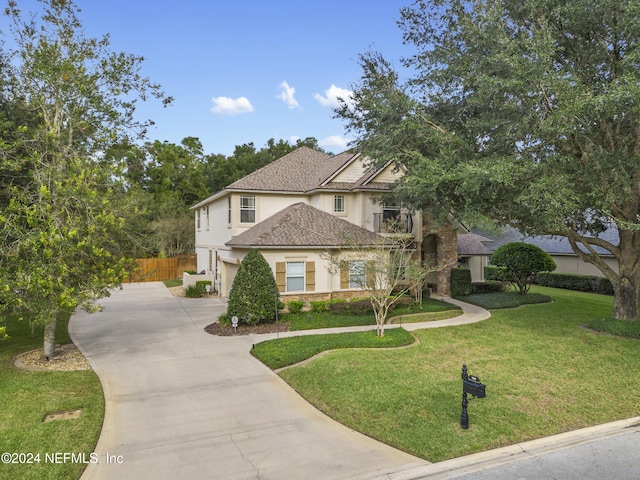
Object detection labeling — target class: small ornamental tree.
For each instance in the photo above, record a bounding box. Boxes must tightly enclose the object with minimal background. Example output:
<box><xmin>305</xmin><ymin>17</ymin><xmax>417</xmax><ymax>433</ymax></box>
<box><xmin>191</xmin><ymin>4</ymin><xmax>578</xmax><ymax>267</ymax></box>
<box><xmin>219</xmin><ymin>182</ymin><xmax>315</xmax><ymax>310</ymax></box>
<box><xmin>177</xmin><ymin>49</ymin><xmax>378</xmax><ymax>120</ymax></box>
<box><xmin>490</xmin><ymin>242</ymin><xmax>556</xmax><ymax>294</ymax></box>
<box><xmin>227</xmin><ymin>249</ymin><xmax>279</xmax><ymax>326</ymax></box>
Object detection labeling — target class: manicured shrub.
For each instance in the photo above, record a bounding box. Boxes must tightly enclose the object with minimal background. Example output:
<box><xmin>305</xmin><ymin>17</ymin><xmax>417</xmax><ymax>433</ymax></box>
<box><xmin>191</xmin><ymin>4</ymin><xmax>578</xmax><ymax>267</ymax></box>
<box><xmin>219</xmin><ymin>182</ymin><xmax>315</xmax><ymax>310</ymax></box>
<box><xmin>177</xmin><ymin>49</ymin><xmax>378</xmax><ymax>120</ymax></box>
<box><xmin>185</xmin><ymin>285</ymin><xmax>203</xmax><ymax>298</ymax></box>
<box><xmin>484</xmin><ymin>265</ymin><xmax>509</xmax><ymax>282</ymax></box>
<box><xmin>195</xmin><ymin>280</ymin><xmax>212</xmax><ymax>295</ymax></box>
<box><xmin>490</xmin><ymin>242</ymin><xmax>556</xmax><ymax>293</ymax></box>
<box><xmin>310</xmin><ymin>300</ymin><xmax>329</xmax><ymax>313</ymax></box>
<box><xmin>450</xmin><ymin>268</ymin><xmax>472</xmax><ymax>297</ymax></box>
<box><xmin>329</xmin><ymin>298</ymin><xmax>373</xmax><ymax>315</ymax></box>
<box><xmin>227</xmin><ymin>249</ymin><xmax>280</xmax><ymax>325</ymax></box>
<box><xmin>287</xmin><ymin>299</ymin><xmax>305</xmax><ymax>314</ymax></box>
<box><xmin>472</xmin><ymin>281</ymin><xmax>506</xmax><ymax>294</ymax></box>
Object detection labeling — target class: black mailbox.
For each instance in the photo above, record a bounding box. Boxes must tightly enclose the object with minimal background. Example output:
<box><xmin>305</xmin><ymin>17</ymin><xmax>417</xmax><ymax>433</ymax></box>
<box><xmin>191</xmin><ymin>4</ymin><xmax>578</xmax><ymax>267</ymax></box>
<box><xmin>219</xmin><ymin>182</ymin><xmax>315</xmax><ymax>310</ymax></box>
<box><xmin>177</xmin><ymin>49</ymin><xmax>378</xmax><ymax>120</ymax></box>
<box><xmin>460</xmin><ymin>365</ymin><xmax>486</xmax><ymax>429</ymax></box>
<box><xmin>463</xmin><ymin>377</ymin><xmax>486</xmax><ymax>398</ymax></box>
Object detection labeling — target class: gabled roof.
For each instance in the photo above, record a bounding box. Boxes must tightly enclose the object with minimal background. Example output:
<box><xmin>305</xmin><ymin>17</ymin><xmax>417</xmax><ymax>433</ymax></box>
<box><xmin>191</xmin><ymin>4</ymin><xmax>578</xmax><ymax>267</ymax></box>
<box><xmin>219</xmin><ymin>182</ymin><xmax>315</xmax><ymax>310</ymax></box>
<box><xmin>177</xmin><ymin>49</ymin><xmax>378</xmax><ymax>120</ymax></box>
<box><xmin>457</xmin><ymin>233</ymin><xmax>492</xmax><ymax>256</ymax></box>
<box><xmin>226</xmin><ymin>202</ymin><xmax>384</xmax><ymax>249</ymax></box>
<box><xmin>191</xmin><ymin>147</ymin><xmax>400</xmax><ymax>209</ymax></box>
<box><xmin>226</xmin><ymin>146</ymin><xmax>334</xmax><ymax>192</ymax></box>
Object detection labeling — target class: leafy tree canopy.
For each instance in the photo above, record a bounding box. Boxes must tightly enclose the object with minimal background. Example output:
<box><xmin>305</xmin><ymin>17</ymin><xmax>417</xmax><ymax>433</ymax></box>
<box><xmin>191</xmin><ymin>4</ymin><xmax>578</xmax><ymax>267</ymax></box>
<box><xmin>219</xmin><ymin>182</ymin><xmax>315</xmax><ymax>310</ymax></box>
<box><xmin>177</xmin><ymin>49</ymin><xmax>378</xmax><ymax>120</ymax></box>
<box><xmin>337</xmin><ymin>0</ymin><xmax>640</xmax><ymax>319</ymax></box>
<box><xmin>0</xmin><ymin>0</ymin><xmax>171</xmax><ymax>356</ymax></box>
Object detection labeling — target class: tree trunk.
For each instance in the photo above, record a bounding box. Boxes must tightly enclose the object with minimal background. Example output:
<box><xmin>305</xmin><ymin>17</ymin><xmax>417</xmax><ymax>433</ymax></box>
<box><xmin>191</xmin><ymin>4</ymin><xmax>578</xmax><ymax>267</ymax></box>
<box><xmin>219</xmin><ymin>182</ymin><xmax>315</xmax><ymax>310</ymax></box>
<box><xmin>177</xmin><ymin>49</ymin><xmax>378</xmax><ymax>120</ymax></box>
<box><xmin>612</xmin><ymin>275</ymin><xmax>640</xmax><ymax>321</ymax></box>
<box><xmin>375</xmin><ymin>310</ymin><xmax>386</xmax><ymax>337</ymax></box>
<box><xmin>43</xmin><ymin>314</ymin><xmax>58</xmax><ymax>360</ymax></box>
<box><xmin>611</xmin><ymin>234</ymin><xmax>640</xmax><ymax>320</ymax></box>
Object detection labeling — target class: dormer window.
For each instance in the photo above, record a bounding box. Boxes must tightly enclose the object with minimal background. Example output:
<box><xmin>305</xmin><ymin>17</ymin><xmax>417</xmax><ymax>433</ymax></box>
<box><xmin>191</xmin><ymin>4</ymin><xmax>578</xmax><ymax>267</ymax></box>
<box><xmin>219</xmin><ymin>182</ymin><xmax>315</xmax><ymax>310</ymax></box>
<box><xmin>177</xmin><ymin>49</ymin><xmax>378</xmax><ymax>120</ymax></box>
<box><xmin>334</xmin><ymin>195</ymin><xmax>345</xmax><ymax>213</ymax></box>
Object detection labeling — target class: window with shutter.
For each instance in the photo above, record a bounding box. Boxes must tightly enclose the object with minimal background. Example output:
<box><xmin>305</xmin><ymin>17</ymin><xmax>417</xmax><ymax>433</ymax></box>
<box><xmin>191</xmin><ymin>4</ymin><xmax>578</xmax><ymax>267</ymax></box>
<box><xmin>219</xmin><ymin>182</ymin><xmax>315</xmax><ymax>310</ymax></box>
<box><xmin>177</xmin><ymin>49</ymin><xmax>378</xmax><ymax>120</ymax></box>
<box><xmin>305</xmin><ymin>261</ymin><xmax>315</xmax><ymax>291</ymax></box>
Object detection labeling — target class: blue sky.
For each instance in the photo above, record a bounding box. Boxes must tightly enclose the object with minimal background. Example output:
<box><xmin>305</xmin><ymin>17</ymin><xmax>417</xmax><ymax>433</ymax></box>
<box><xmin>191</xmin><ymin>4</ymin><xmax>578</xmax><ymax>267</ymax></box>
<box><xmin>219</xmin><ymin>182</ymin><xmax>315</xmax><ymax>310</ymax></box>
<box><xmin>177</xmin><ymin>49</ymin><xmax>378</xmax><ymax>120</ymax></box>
<box><xmin>71</xmin><ymin>1</ymin><xmax>413</xmax><ymax>157</ymax></box>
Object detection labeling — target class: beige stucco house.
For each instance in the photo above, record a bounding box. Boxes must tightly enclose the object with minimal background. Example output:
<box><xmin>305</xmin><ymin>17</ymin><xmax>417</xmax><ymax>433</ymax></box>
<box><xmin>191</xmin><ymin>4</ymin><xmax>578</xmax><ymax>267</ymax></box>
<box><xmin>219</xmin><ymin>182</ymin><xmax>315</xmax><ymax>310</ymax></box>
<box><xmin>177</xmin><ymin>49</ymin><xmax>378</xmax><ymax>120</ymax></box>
<box><xmin>192</xmin><ymin>147</ymin><xmax>487</xmax><ymax>301</ymax></box>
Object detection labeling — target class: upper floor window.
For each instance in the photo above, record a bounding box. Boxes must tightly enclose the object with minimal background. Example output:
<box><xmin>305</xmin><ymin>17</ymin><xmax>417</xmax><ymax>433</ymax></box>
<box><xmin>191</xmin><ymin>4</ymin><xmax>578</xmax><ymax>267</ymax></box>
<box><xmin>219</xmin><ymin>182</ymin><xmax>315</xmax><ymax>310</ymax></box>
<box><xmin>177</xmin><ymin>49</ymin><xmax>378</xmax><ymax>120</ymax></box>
<box><xmin>240</xmin><ymin>195</ymin><xmax>255</xmax><ymax>223</ymax></box>
<box><xmin>227</xmin><ymin>197</ymin><xmax>232</xmax><ymax>224</ymax></box>
<box><xmin>206</xmin><ymin>205</ymin><xmax>210</xmax><ymax>229</ymax></box>
<box><xmin>196</xmin><ymin>209</ymin><xmax>201</xmax><ymax>229</ymax></box>
<box><xmin>334</xmin><ymin>195</ymin><xmax>345</xmax><ymax>213</ymax></box>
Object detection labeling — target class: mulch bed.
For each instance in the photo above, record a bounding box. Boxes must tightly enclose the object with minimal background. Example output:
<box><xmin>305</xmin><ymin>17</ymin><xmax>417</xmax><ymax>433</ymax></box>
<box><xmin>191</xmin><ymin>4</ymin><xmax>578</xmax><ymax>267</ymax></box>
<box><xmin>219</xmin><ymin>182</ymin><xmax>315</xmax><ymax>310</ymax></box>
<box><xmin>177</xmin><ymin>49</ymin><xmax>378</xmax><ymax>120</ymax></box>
<box><xmin>204</xmin><ymin>321</ymin><xmax>291</xmax><ymax>336</ymax></box>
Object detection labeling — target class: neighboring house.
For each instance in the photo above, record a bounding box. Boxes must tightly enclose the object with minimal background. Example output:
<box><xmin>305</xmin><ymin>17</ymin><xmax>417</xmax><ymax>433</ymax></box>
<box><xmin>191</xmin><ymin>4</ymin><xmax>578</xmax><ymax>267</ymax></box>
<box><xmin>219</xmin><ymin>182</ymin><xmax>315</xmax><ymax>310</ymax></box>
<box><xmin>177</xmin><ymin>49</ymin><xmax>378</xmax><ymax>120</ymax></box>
<box><xmin>457</xmin><ymin>232</ymin><xmax>492</xmax><ymax>282</ymax></box>
<box><xmin>192</xmin><ymin>147</ymin><xmax>481</xmax><ymax>301</ymax></box>
<box><xmin>477</xmin><ymin>225</ymin><xmax>619</xmax><ymax>277</ymax></box>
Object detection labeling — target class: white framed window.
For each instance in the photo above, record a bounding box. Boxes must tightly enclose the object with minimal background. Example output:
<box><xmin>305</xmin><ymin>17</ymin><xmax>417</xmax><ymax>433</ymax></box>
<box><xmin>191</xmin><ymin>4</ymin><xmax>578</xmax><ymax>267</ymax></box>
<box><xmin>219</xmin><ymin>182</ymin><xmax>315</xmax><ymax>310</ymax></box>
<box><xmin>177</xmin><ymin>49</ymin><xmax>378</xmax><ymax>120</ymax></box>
<box><xmin>196</xmin><ymin>209</ymin><xmax>201</xmax><ymax>229</ymax></box>
<box><xmin>227</xmin><ymin>197</ymin><xmax>232</xmax><ymax>224</ymax></box>
<box><xmin>206</xmin><ymin>205</ymin><xmax>210</xmax><ymax>229</ymax></box>
<box><xmin>349</xmin><ymin>260</ymin><xmax>365</xmax><ymax>288</ymax></box>
<box><xmin>286</xmin><ymin>261</ymin><xmax>305</xmax><ymax>292</ymax></box>
<box><xmin>240</xmin><ymin>195</ymin><xmax>255</xmax><ymax>223</ymax></box>
<box><xmin>334</xmin><ymin>195</ymin><xmax>345</xmax><ymax>213</ymax></box>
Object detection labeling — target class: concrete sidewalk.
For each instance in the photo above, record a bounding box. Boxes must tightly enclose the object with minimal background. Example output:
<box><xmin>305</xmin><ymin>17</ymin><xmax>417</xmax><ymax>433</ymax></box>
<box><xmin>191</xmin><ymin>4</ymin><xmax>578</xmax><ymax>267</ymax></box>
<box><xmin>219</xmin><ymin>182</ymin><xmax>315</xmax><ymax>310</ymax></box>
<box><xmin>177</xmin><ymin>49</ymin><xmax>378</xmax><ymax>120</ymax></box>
<box><xmin>70</xmin><ymin>283</ymin><xmax>428</xmax><ymax>480</ymax></box>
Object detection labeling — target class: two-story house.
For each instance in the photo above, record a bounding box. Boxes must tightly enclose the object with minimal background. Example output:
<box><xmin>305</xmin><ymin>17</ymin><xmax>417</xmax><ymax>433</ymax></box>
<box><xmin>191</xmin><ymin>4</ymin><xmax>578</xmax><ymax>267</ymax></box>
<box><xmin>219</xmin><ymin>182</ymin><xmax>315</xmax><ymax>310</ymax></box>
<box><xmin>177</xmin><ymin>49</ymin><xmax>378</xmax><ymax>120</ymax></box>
<box><xmin>192</xmin><ymin>147</ymin><xmax>487</xmax><ymax>301</ymax></box>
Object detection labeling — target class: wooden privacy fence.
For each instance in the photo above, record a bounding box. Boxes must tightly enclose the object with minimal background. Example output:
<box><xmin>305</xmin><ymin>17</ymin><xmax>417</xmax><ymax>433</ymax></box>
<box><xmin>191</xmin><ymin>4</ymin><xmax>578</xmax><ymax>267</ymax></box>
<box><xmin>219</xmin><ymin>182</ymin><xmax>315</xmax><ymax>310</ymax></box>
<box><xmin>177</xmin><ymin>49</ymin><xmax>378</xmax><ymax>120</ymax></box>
<box><xmin>127</xmin><ymin>254</ymin><xmax>197</xmax><ymax>282</ymax></box>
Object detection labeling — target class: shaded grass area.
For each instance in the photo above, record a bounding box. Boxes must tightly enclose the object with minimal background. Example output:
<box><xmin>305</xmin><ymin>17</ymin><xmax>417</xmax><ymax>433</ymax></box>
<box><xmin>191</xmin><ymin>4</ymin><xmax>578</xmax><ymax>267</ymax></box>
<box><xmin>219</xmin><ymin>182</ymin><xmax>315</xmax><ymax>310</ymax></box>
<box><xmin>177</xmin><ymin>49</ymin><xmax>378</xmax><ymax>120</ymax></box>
<box><xmin>251</xmin><ymin>328</ymin><xmax>415</xmax><ymax>370</ymax></box>
<box><xmin>589</xmin><ymin>317</ymin><xmax>640</xmax><ymax>339</ymax></box>
<box><xmin>162</xmin><ymin>278</ymin><xmax>183</xmax><ymax>288</ymax></box>
<box><xmin>285</xmin><ymin>298</ymin><xmax>461</xmax><ymax>331</ymax></box>
<box><xmin>456</xmin><ymin>291</ymin><xmax>552</xmax><ymax>309</ymax></box>
<box><xmin>278</xmin><ymin>287</ymin><xmax>640</xmax><ymax>462</ymax></box>
<box><xmin>0</xmin><ymin>311</ymin><xmax>104</xmax><ymax>480</ymax></box>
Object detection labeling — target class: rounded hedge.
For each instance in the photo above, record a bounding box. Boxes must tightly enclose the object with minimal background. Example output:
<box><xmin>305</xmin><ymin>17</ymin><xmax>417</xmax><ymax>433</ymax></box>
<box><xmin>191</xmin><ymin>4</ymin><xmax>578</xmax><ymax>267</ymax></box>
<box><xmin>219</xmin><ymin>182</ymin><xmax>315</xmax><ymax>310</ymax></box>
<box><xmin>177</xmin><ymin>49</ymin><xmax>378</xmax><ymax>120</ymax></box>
<box><xmin>490</xmin><ymin>242</ymin><xmax>556</xmax><ymax>293</ymax></box>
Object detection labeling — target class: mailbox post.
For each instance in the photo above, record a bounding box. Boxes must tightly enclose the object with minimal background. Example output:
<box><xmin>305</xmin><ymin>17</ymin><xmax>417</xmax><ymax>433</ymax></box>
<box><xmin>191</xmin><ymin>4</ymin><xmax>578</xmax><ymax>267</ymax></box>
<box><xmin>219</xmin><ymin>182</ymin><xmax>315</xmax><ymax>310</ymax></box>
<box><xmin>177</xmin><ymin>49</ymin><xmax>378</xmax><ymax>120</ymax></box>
<box><xmin>460</xmin><ymin>364</ymin><xmax>486</xmax><ymax>429</ymax></box>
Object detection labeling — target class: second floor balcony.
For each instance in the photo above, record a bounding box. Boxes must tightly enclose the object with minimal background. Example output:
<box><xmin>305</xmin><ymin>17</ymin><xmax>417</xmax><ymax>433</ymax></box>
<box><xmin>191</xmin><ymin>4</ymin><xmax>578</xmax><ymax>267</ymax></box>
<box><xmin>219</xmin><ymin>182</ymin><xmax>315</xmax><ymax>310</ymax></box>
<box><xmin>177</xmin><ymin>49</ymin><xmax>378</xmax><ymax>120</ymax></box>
<box><xmin>373</xmin><ymin>212</ymin><xmax>414</xmax><ymax>235</ymax></box>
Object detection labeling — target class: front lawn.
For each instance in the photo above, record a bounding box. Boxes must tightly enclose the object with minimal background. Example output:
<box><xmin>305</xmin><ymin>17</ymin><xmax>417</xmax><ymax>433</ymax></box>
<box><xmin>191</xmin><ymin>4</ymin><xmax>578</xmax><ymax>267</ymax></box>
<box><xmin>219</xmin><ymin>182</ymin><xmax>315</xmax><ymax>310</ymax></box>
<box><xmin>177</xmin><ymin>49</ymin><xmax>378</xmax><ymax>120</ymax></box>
<box><xmin>251</xmin><ymin>328</ymin><xmax>415</xmax><ymax>369</ymax></box>
<box><xmin>276</xmin><ymin>287</ymin><xmax>640</xmax><ymax>462</ymax></box>
<box><xmin>0</xmin><ymin>312</ymin><xmax>104</xmax><ymax>480</ymax></box>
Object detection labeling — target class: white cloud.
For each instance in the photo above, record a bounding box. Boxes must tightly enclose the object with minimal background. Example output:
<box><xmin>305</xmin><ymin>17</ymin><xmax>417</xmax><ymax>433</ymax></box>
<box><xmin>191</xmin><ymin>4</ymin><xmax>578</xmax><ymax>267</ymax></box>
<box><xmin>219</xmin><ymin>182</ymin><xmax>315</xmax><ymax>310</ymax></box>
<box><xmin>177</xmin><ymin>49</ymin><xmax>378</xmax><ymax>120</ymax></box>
<box><xmin>319</xmin><ymin>135</ymin><xmax>352</xmax><ymax>152</ymax></box>
<box><xmin>211</xmin><ymin>96</ymin><xmax>254</xmax><ymax>115</ymax></box>
<box><xmin>276</xmin><ymin>81</ymin><xmax>300</xmax><ymax>109</ymax></box>
<box><xmin>314</xmin><ymin>85</ymin><xmax>354</xmax><ymax>109</ymax></box>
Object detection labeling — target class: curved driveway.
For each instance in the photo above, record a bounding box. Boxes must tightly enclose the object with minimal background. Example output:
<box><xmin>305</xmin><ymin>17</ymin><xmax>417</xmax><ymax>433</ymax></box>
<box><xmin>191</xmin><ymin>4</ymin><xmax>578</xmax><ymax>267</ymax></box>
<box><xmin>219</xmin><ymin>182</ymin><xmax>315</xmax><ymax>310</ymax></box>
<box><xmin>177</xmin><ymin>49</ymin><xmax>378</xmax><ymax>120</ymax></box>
<box><xmin>70</xmin><ymin>282</ymin><xmax>431</xmax><ymax>480</ymax></box>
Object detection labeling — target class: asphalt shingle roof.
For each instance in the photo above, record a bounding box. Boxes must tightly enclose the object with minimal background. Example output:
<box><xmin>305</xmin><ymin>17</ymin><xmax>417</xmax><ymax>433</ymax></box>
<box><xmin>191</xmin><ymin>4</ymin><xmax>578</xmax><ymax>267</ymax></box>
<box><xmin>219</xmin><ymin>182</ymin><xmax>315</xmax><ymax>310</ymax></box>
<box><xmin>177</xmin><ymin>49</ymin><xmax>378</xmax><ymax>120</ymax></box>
<box><xmin>226</xmin><ymin>147</ymin><xmax>336</xmax><ymax>192</ymax></box>
<box><xmin>457</xmin><ymin>233</ymin><xmax>492</xmax><ymax>256</ymax></box>
<box><xmin>226</xmin><ymin>202</ymin><xmax>385</xmax><ymax>248</ymax></box>
<box><xmin>474</xmin><ymin>225</ymin><xmax>619</xmax><ymax>255</ymax></box>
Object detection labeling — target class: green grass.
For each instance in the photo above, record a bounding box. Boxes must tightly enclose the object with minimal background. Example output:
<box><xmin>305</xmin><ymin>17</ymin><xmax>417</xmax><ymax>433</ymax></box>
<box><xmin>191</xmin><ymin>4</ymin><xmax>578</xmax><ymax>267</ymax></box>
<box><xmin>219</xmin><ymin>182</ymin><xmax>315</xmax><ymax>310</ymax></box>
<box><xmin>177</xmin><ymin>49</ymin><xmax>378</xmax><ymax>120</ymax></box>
<box><xmin>277</xmin><ymin>287</ymin><xmax>640</xmax><ymax>462</ymax></box>
<box><xmin>589</xmin><ymin>317</ymin><xmax>640</xmax><ymax>339</ymax></box>
<box><xmin>251</xmin><ymin>328</ymin><xmax>415</xmax><ymax>369</ymax></box>
<box><xmin>457</xmin><ymin>291</ymin><xmax>552</xmax><ymax>309</ymax></box>
<box><xmin>283</xmin><ymin>298</ymin><xmax>461</xmax><ymax>330</ymax></box>
<box><xmin>162</xmin><ymin>278</ymin><xmax>183</xmax><ymax>288</ymax></box>
<box><xmin>0</xmin><ymin>311</ymin><xmax>104</xmax><ymax>480</ymax></box>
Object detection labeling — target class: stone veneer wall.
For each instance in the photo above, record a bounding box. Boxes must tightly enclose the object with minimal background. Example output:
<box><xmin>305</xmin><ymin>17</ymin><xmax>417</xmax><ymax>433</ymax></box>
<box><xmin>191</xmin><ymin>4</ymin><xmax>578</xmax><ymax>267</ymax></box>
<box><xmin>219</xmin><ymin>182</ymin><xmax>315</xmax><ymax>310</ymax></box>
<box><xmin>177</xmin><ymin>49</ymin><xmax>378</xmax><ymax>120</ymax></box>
<box><xmin>422</xmin><ymin>215</ymin><xmax>459</xmax><ymax>297</ymax></box>
<box><xmin>280</xmin><ymin>290</ymin><xmax>365</xmax><ymax>307</ymax></box>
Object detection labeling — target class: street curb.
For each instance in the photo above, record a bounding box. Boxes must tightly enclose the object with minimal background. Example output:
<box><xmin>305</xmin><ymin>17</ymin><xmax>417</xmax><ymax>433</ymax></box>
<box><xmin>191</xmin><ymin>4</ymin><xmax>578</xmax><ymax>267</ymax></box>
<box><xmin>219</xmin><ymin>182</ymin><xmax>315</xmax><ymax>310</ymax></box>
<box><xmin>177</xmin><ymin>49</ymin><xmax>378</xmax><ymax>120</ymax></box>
<box><xmin>373</xmin><ymin>416</ymin><xmax>640</xmax><ymax>480</ymax></box>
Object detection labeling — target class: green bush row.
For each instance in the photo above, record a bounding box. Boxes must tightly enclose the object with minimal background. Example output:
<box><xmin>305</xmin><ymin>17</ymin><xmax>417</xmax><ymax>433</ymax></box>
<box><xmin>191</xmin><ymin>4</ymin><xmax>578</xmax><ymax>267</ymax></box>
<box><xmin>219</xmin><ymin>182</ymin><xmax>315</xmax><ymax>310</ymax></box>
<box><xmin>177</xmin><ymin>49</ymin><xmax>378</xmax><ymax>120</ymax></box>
<box><xmin>537</xmin><ymin>272</ymin><xmax>614</xmax><ymax>295</ymax></box>
<box><xmin>484</xmin><ymin>266</ymin><xmax>614</xmax><ymax>295</ymax></box>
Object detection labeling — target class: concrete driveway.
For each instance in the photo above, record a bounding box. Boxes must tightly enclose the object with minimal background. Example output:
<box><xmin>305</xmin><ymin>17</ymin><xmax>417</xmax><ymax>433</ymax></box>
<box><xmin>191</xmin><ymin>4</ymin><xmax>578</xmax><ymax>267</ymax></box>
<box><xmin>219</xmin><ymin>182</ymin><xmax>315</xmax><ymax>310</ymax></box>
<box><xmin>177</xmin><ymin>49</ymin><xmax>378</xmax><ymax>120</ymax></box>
<box><xmin>70</xmin><ymin>282</ymin><xmax>428</xmax><ymax>480</ymax></box>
